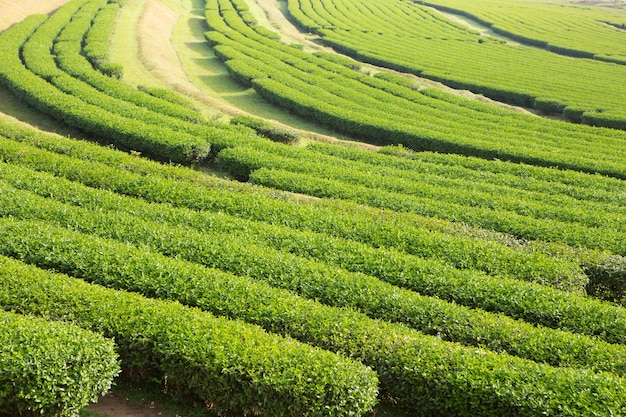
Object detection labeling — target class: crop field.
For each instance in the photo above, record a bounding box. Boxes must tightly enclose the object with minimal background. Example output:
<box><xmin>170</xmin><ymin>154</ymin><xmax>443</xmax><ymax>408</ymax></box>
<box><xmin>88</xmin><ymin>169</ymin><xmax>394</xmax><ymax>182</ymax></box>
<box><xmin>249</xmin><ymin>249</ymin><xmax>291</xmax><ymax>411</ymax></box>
<box><xmin>418</xmin><ymin>0</ymin><xmax>626</xmax><ymax>63</ymax></box>
<box><xmin>287</xmin><ymin>0</ymin><xmax>626</xmax><ymax>129</ymax></box>
<box><xmin>0</xmin><ymin>0</ymin><xmax>625</xmax><ymax>416</ymax></box>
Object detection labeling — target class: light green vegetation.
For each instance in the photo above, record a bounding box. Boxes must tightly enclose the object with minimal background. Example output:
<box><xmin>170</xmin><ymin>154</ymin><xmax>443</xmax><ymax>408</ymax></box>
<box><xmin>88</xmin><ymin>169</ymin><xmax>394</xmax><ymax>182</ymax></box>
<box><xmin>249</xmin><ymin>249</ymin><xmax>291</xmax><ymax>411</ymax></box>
<box><xmin>219</xmin><ymin>144</ymin><xmax>626</xmax><ymax>255</ymax></box>
<box><xmin>204</xmin><ymin>0</ymin><xmax>626</xmax><ymax>177</ymax></box>
<box><xmin>111</xmin><ymin>0</ymin><xmax>350</xmax><ymax>136</ymax></box>
<box><xmin>419</xmin><ymin>0</ymin><xmax>626</xmax><ymax>63</ymax></box>
<box><xmin>1</xmin><ymin>113</ymin><xmax>626</xmax><ymax>414</ymax></box>
<box><xmin>287</xmin><ymin>0</ymin><xmax>626</xmax><ymax>128</ymax></box>
<box><xmin>0</xmin><ymin>310</ymin><xmax>119</xmax><ymax>417</ymax></box>
<box><xmin>0</xmin><ymin>254</ymin><xmax>379</xmax><ymax>417</ymax></box>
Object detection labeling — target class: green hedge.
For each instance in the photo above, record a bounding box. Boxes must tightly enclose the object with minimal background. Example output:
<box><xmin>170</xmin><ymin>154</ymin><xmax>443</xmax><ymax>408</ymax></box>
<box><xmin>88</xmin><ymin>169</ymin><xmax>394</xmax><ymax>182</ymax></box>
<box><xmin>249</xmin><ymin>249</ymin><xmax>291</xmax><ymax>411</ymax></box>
<box><xmin>0</xmin><ymin>127</ymin><xmax>573</xmax><ymax>285</ymax></box>
<box><xmin>205</xmin><ymin>0</ymin><xmax>626</xmax><ymax>178</ymax></box>
<box><xmin>0</xmin><ymin>120</ymin><xmax>599</xmax><ymax>291</ymax></box>
<box><xmin>1</xmin><ymin>219</ymin><xmax>626</xmax><ymax>415</ymax></box>
<box><xmin>8</xmin><ymin>138</ymin><xmax>626</xmax><ymax>343</ymax></box>
<box><xmin>288</xmin><ymin>0</ymin><xmax>626</xmax><ymax>130</ymax></box>
<box><xmin>58</xmin><ymin>3</ymin><xmax>205</xmax><ymax>123</ymax></box>
<box><xmin>230</xmin><ymin>115</ymin><xmax>300</xmax><ymax>144</ymax></box>
<box><xmin>218</xmin><ymin>143</ymin><xmax>626</xmax><ymax>257</ymax></box>
<box><xmin>248</xmin><ymin>166</ymin><xmax>626</xmax><ymax>256</ymax></box>
<box><xmin>0</xmin><ymin>16</ymin><xmax>211</xmax><ymax>164</ymax></box>
<box><xmin>0</xmin><ymin>255</ymin><xmax>378</xmax><ymax>417</ymax></box>
<box><xmin>0</xmin><ymin>119</ymin><xmax>223</xmax><ymax>186</ymax></box>
<box><xmin>3</xmin><ymin>175</ymin><xmax>626</xmax><ymax>376</ymax></box>
<box><xmin>326</xmin><ymin>142</ymin><xmax>626</xmax><ymax>208</ymax></box>
<box><xmin>0</xmin><ymin>310</ymin><xmax>118</xmax><ymax>417</ymax></box>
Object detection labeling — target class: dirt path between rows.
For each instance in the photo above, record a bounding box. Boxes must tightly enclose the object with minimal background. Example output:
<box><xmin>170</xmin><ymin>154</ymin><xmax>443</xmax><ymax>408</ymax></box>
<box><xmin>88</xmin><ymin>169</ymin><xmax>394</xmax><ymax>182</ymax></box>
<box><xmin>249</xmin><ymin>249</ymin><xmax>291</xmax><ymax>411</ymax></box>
<box><xmin>87</xmin><ymin>393</ymin><xmax>175</xmax><ymax>417</ymax></box>
<box><xmin>246</xmin><ymin>0</ymin><xmax>539</xmax><ymax>115</ymax></box>
<box><xmin>247</xmin><ymin>0</ymin><xmax>327</xmax><ymax>50</ymax></box>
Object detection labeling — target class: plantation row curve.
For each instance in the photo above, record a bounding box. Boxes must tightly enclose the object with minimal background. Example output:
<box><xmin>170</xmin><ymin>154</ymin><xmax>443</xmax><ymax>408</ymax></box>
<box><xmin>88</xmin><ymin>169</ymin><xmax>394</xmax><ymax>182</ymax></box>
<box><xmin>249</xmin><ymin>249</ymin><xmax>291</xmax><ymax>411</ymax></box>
<box><xmin>0</xmin><ymin>0</ymin><xmax>626</xmax><ymax>416</ymax></box>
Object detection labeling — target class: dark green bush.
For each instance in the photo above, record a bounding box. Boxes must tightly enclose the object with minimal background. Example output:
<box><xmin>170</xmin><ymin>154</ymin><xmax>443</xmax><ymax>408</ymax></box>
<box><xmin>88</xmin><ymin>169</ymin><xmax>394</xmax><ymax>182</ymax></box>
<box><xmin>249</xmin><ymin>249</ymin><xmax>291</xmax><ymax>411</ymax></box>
<box><xmin>3</xmin><ymin>176</ymin><xmax>626</xmax><ymax>377</ymax></box>
<box><xmin>2</xmin><ymin>218</ymin><xmax>626</xmax><ymax>416</ymax></box>
<box><xmin>98</xmin><ymin>62</ymin><xmax>123</xmax><ymax>79</ymax></box>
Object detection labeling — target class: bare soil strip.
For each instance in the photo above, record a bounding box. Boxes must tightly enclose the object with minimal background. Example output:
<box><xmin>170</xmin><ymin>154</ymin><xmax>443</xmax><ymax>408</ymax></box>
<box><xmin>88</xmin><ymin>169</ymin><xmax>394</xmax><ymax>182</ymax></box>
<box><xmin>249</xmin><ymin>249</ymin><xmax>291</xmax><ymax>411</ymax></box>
<box><xmin>87</xmin><ymin>393</ymin><xmax>175</xmax><ymax>417</ymax></box>
<box><xmin>0</xmin><ymin>0</ymin><xmax>72</xmax><ymax>31</ymax></box>
<box><xmin>246</xmin><ymin>0</ymin><xmax>538</xmax><ymax>116</ymax></box>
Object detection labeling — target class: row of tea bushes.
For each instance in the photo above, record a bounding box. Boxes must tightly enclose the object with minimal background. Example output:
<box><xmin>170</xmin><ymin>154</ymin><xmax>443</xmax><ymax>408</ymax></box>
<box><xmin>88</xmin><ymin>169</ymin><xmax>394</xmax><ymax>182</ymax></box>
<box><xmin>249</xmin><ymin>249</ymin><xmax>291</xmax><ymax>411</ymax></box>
<box><xmin>1</xmin><ymin>218</ymin><xmax>626</xmax><ymax>415</ymax></box>
<box><xmin>2</xmin><ymin>177</ymin><xmax>625</xmax><ymax>375</ymax></box>
<box><xmin>0</xmin><ymin>255</ymin><xmax>378</xmax><ymax>417</ymax></box>
<box><xmin>0</xmin><ymin>309</ymin><xmax>119</xmax><ymax>417</ymax></box>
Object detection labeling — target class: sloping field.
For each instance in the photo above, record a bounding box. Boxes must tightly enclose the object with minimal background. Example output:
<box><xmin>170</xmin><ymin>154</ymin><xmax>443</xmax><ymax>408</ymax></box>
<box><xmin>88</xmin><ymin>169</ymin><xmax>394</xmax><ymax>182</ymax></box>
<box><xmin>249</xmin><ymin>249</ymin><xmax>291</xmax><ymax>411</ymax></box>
<box><xmin>419</xmin><ymin>0</ymin><xmax>626</xmax><ymax>63</ymax></box>
<box><xmin>287</xmin><ymin>0</ymin><xmax>626</xmax><ymax>128</ymax></box>
<box><xmin>1</xmin><ymin>0</ymin><xmax>626</xmax><ymax>416</ymax></box>
<box><xmin>203</xmin><ymin>0</ymin><xmax>626</xmax><ymax>178</ymax></box>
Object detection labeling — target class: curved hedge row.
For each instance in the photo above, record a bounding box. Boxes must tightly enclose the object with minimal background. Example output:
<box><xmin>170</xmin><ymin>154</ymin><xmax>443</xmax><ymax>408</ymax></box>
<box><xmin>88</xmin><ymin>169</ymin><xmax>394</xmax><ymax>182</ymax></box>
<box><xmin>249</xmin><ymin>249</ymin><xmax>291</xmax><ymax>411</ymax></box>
<box><xmin>0</xmin><ymin>14</ymin><xmax>211</xmax><ymax>164</ymax></box>
<box><xmin>249</xmin><ymin>166</ymin><xmax>626</xmax><ymax>252</ymax></box>
<box><xmin>287</xmin><ymin>0</ymin><xmax>626</xmax><ymax>129</ymax></box>
<box><xmin>0</xmin><ymin>255</ymin><xmax>378</xmax><ymax>417</ymax></box>
<box><xmin>3</xmin><ymin>136</ymin><xmax>621</xmax><ymax>340</ymax></box>
<box><xmin>204</xmin><ymin>0</ymin><xmax>626</xmax><ymax>178</ymax></box>
<box><xmin>0</xmin><ymin>118</ymin><xmax>222</xmax><ymax>185</ymax></box>
<box><xmin>417</xmin><ymin>0</ymin><xmax>626</xmax><ymax>65</ymax></box>
<box><xmin>3</xmin><ymin>140</ymin><xmax>616</xmax><ymax>338</ymax></box>
<box><xmin>4</xmin><ymin>176</ymin><xmax>626</xmax><ymax>375</ymax></box>
<box><xmin>219</xmin><ymin>146</ymin><xmax>626</xmax><ymax>256</ymax></box>
<box><xmin>78</xmin><ymin>2</ymin><xmax>204</xmax><ymax>118</ymax></box>
<box><xmin>54</xmin><ymin>1</ymin><xmax>205</xmax><ymax>123</ymax></box>
<box><xmin>0</xmin><ymin>310</ymin><xmax>119</xmax><ymax>417</ymax></box>
<box><xmin>12</xmin><ymin>0</ymin><xmax>269</xmax><ymax>157</ymax></box>
<box><xmin>316</xmin><ymin>141</ymin><xmax>626</xmax><ymax>208</ymax></box>
<box><xmin>6</xmin><ymin>118</ymin><xmax>622</xmax><ymax>302</ymax></box>
<box><xmin>0</xmin><ymin>126</ymin><xmax>586</xmax><ymax>288</ymax></box>
<box><xmin>1</xmin><ymin>219</ymin><xmax>626</xmax><ymax>416</ymax></box>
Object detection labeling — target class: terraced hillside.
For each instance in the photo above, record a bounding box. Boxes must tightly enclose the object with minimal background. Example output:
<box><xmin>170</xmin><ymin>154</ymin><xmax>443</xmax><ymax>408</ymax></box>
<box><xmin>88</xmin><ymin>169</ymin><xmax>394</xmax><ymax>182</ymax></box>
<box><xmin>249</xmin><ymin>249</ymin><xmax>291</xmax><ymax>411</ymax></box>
<box><xmin>419</xmin><ymin>0</ymin><xmax>626</xmax><ymax>63</ymax></box>
<box><xmin>1</xmin><ymin>0</ymin><xmax>626</xmax><ymax>416</ymax></box>
<box><xmin>287</xmin><ymin>0</ymin><xmax>626</xmax><ymax>128</ymax></box>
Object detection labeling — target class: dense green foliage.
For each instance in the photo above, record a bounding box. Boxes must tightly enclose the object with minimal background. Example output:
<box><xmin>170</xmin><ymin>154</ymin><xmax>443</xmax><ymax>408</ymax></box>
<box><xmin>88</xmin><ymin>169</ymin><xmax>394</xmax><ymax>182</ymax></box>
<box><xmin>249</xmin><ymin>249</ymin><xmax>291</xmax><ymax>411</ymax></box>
<box><xmin>220</xmin><ymin>146</ymin><xmax>626</xmax><ymax>255</ymax></box>
<box><xmin>0</xmin><ymin>256</ymin><xmax>378</xmax><ymax>417</ymax></box>
<box><xmin>8</xmin><ymin>138</ymin><xmax>621</xmax><ymax>331</ymax></box>
<box><xmin>2</xmin><ymin>219</ymin><xmax>626</xmax><ymax>416</ymax></box>
<box><xmin>3</xmin><ymin>172</ymin><xmax>626</xmax><ymax>374</ymax></box>
<box><xmin>205</xmin><ymin>0</ymin><xmax>626</xmax><ymax>178</ymax></box>
<box><xmin>0</xmin><ymin>310</ymin><xmax>118</xmax><ymax>417</ymax></box>
<box><xmin>230</xmin><ymin>115</ymin><xmax>300</xmax><ymax>144</ymax></box>
<box><xmin>2</xmin><ymin>0</ymin><xmax>626</xmax><ymax>415</ymax></box>
<box><xmin>0</xmin><ymin>122</ymin><xmax>587</xmax><ymax>289</ymax></box>
<box><xmin>0</xmin><ymin>12</ymin><xmax>210</xmax><ymax>164</ymax></box>
<box><xmin>0</xmin><ymin>0</ymin><xmax>273</xmax><ymax>164</ymax></box>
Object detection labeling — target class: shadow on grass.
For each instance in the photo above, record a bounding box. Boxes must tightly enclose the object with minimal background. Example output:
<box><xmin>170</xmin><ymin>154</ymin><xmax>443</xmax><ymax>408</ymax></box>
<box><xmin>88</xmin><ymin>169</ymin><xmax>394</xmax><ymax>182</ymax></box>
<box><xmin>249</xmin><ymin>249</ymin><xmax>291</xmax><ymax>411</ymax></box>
<box><xmin>0</xmin><ymin>85</ymin><xmax>89</xmax><ymax>140</ymax></box>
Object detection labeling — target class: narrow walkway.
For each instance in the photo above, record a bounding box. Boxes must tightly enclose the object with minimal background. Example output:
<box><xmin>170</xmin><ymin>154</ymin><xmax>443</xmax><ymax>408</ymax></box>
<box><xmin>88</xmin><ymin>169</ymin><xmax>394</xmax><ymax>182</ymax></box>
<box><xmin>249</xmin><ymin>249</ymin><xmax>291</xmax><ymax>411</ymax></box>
<box><xmin>87</xmin><ymin>393</ymin><xmax>174</xmax><ymax>417</ymax></box>
<box><xmin>248</xmin><ymin>0</ymin><xmax>539</xmax><ymax>116</ymax></box>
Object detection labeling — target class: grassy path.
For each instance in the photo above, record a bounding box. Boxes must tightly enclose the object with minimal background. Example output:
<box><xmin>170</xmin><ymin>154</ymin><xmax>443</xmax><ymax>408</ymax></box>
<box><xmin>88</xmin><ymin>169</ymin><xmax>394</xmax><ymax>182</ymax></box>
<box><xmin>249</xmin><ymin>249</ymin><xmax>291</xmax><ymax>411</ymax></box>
<box><xmin>112</xmin><ymin>0</ymin><xmax>350</xmax><ymax>139</ymax></box>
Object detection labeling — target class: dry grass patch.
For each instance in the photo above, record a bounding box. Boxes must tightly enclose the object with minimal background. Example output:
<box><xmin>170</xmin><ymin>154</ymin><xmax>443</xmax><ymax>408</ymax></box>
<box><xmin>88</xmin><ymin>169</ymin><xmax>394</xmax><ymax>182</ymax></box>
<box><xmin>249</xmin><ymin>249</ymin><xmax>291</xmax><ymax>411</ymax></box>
<box><xmin>0</xmin><ymin>0</ymin><xmax>72</xmax><ymax>31</ymax></box>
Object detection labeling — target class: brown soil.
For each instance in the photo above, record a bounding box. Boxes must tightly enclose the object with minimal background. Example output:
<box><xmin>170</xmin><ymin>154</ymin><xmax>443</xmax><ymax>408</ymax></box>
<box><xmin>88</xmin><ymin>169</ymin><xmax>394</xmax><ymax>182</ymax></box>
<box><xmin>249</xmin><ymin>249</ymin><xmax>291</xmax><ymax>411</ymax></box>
<box><xmin>136</xmin><ymin>0</ymin><xmax>228</xmax><ymax>113</ymax></box>
<box><xmin>0</xmin><ymin>0</ymin><xmax>74</xmax><ymax>31</ymax></box>
<box><xmin>87</xmin><ymin>393</ymin><xmax>175</xmax><ymax>417</ymax></box>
